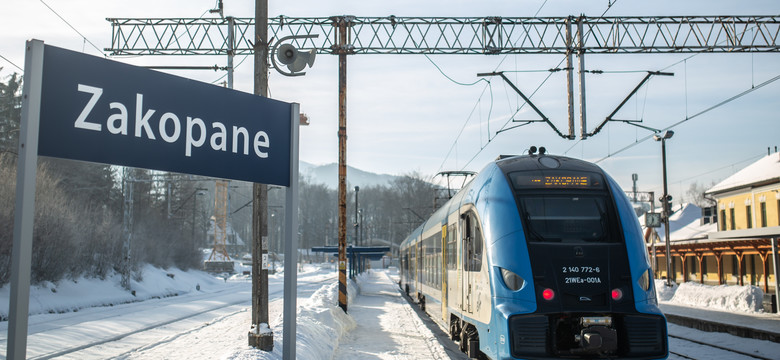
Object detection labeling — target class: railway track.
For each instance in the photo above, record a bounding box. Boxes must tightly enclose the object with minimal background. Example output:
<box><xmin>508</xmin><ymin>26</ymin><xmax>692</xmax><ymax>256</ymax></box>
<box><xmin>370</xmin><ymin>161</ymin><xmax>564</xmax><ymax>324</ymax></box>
<box><xmin>669</xmin><ymin>334</ymin><xmax>774</xmax><ymax>360</ymax></box>
<box><xmin>25</xmin><ymin>276</ymin><xmax>335</xmax><ymax>360</ymax></box>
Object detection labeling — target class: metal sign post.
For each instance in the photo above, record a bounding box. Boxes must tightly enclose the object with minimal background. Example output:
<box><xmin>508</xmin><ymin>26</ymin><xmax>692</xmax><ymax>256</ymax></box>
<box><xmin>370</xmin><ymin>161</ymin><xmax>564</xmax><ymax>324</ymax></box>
<box><xmin>7</xmin><ymin>39</ymin><xmax>44</xmax><ymax>360</ymax></box>
<box><xmin>283</xmin><ymin>103</ymin><xmax>300</xmax><ymax>359</ymax></box>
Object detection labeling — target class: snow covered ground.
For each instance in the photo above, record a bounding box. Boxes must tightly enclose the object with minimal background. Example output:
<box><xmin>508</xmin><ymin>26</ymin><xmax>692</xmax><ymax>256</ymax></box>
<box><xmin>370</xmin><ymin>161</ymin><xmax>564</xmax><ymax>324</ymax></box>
<box><xmin>655</xmin><ymin>279</ymin><xmax>767</xmax><ymax>313</ymax></box>
<box><xmin>0</xmin><ymin>264</ymin><xmax>451</xmax><ymax>359</ymax></box>
<box><xmin>1</xmin><ymin>265</ymin><xmax>779</xmax><ymax>359</ymax></box>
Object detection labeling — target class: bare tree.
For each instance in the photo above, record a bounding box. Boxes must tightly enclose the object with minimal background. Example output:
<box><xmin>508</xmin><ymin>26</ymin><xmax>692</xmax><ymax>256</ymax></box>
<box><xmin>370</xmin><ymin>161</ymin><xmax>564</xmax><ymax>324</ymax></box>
<box><xmin>685</xmin><ymin>181</ymin><xmax>716</xmax><ymax>207</ymax></box>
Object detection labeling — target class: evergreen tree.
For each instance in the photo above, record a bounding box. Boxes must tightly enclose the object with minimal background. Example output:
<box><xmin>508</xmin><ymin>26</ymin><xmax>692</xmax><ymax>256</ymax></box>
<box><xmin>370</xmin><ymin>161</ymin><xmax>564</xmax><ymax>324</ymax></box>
<box><xmin>0</xmin><ymin>70</ymin><xmax>22</xmax><ymax>154</ymax></box>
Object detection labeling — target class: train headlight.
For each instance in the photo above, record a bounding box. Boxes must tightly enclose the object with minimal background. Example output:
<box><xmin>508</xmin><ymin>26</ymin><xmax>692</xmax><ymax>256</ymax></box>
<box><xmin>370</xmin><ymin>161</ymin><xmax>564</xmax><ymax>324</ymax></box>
<box><xmin>500</xmin><ymin>268</ymin><xmax>525</xmax><ymax>291</ymax></box>
<box><xmin>638</xmin><ymin>269</ymin><xmax>651</xmax><ymax>291</ymax></box>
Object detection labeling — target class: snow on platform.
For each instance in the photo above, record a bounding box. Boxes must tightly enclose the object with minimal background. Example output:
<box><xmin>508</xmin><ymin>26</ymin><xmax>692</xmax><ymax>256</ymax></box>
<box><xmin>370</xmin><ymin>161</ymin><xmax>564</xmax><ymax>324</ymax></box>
<box><xmin>656</xmin><ymin>279</ymin><xmax>780</xmax><ymax>342</ymax></box>
<box><xmin>333</xmin><ymin>270</ymin><xmax>451</xmax><ymax>359</ymax></box>
<box><xmin>227</xmin><ymin>267</ymin><xmax>453</xmax><ymax>360</ymax></box>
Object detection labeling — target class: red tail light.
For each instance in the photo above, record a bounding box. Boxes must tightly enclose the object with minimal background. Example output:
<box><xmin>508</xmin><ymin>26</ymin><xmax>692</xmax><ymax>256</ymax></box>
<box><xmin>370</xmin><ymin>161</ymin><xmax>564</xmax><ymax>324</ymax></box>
<box><xmin>542</xmin><ymin>288</ymin><xmax>555</xmax><ymax>301</ymax></box>
<box><xmin>611</xmin><ymin>288</ymin><xmax>623</xmax><ymax>301</ymax></box>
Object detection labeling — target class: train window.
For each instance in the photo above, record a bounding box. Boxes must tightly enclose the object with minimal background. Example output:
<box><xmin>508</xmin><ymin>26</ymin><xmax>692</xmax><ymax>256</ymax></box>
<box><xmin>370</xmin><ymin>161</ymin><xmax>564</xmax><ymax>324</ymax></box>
<box><xmin>463</xmin><ymin>212</ymin><xmax>483</xmax><ymax>272</ymax></box>
<box><xmin>446</xmin><ymin>226</ymin><xmax>457</xmax><ymax>270</ymax></box>
<box><xmin>419</xmin><ymin>233</ymin><xmax>443</xmax><ymax>289</ymax></box>
<box><xmin>519</xmin><ymin>196</ymin><xmax>619</xmax><ymax>243</ymax></box>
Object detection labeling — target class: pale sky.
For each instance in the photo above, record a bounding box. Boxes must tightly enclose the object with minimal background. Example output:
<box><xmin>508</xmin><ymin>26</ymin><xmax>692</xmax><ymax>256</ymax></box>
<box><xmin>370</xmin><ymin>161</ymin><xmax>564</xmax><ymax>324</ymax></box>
<box><xmin>2</xmin><ymin>0</ymin><xmax>779</xmax><ymax>204</ymax></box>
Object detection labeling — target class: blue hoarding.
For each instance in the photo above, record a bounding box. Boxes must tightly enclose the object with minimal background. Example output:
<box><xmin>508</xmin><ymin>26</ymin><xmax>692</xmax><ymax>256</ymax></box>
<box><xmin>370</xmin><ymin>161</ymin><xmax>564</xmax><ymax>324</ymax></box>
<box><xmin>38</xmin><ymin>44</ymin><xmax>292</xmax><ymax>186</ymax></box>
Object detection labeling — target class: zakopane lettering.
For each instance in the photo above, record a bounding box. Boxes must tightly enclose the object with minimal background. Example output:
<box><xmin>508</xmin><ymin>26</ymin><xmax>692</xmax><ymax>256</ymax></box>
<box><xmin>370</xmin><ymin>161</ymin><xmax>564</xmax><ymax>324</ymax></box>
<box><xmin>74</xmin><ymin>84</ymin><xmax>270</xmax><ymax>158</ymax></box>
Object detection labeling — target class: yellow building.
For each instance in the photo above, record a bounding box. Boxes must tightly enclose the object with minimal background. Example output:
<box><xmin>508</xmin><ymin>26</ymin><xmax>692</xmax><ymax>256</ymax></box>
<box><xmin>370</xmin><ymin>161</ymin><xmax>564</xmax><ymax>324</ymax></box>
<box><xmin>707</xmin><ymin>152</ymin><xmax>780</xmax><ymax>231</ymax></box>
<box><xmin>650</xmin><ymin>152</ymin><xmax>780</xmax><ymax>311</ymax></box>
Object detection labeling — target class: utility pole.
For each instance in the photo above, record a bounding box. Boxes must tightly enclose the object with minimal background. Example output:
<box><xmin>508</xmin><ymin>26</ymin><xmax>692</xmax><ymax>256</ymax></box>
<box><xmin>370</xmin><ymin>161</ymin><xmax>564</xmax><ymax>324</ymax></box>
<box><xmin>565</xmin><ymin>16</ymin><xmax>575</xmax><ymax>139</ymax></box>
<box><xmin>121</xmin><ymin>167</ymin><xmax>133</xmax><ymax>291</ymax></box>
<box><xmin>648</xmin><ymin>191</ymin><xmax>655</xmax><ymax>273</ymax></box>
<box><xmin>577</xmin><ymin>16</ymin><xmax>587</xmax><ymax>139</ymax></box>
<box><xmin>248</xmin><ymin>0</ymin><xmax>273</xmax><ymax>351</ymax></box>
<box><xmin>654</xmin><ymin>130</ymin><xmax>675</xmax><ymax>287</ymax></box>
<box><xmin>335</xmin><ymin>15</ymin><xmax>354</xmax><ymax>314</ymax></box>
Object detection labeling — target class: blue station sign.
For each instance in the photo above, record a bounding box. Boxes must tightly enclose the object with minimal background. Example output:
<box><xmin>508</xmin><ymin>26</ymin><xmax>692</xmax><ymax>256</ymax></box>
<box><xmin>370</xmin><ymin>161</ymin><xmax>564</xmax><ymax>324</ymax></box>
<box><xmin>37</xmin><ymin>44</ymin><xmax>293</xmax><ymax>186</ymax></box>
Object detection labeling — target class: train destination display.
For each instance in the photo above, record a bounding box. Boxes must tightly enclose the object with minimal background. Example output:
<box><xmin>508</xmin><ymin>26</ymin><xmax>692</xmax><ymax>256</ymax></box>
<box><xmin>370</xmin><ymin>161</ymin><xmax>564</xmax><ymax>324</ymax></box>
<box><xmin>512</xmin><ymin>171</ymin><xmax>604</xmax><ymax>189</ymax></box>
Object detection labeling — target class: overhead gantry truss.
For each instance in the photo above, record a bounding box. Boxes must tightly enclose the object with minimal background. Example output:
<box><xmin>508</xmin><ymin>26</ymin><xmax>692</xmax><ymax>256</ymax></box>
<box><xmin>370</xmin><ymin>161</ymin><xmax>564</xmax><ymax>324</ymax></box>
<box><xmin>106</xmin><ymin>15</ymin><xmax>780</xmax><ymax>56</ymax></box>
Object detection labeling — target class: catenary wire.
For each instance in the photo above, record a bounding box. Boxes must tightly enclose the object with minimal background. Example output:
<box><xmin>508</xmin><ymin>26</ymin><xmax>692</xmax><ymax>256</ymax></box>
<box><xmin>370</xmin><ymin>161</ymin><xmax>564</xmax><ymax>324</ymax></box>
<box><xmin>670</xmin><ymin>152</ymin><xmax>764</xmax><ymax>185</ymax></box>
<box><xmin>436</xmin><ymin>82</ymin><xmax>493</xmax><ymax>173</ymax></box>
<box><xmin>423</xmin><ymin>54</ymin><xmax>488</xmax><ymax>87</ymax></box>
<box><xmin>39</xmin><ymin>0</ymin><xmax>104</xmax><ymax>56</ymax></box>
<box><xmin>591</xmin><ymin>19</ymin><xmax>766</xmax><ymax>164</ymax></box>
<box><xmin>451</xmin><ymin>0</ymin><xmax>621</xmax><ymax>170</ymax></box>
<box><xmin>0</xmin><ymin>53</ymin><xmax>24</xmax><ymax>73</ymax></box>
<box><xmin>436</xmin><ymin>0</ymin><xmax>555</xmax><ymax>170</ymax></box>
<box><xmin>594</xmin><ymin>73</ymin><xmax>780</xmax><ymax>164</ymax></box>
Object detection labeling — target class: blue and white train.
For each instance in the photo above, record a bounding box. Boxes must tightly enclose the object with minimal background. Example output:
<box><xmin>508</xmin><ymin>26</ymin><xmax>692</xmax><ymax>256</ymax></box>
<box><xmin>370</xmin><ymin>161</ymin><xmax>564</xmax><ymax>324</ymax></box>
<box><xmin>399</xmin><ymin>149</ymin><xmax>668</xmax><ymax>360</ymax></box>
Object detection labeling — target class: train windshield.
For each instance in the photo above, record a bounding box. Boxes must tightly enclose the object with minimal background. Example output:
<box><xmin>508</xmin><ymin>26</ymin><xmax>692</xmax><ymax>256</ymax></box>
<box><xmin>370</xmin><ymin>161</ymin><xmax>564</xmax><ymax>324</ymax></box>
<box><xmin>518</xmin><ymin>196</ymin><xmax>617</xmax><ymax>243</ymax></box>
<box><xmin>510</xmin><ymin>170</ymin><xmax>621</xmax><ymax>243</ymax></box>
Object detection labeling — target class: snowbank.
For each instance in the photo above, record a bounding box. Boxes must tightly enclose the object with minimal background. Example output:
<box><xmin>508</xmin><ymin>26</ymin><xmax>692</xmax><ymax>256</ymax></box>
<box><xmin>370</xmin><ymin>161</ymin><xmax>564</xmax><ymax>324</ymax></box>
<box><xmin>229</xmin><ymin>272</ymin><xmax>358</xmax><ymax>360</ymax></box>
<box><xmin>288</xmin><ymin>281</ymin><xmax>357</xmax><ymax>358</ymax></box>
<box><xmin>655</xmin><ymin>279</ymin><xmax>765</xmax><ymax>313</ymax></box>
<box><xmin>0</xmin><ymin>265</ymin><xmax>229</xmax><ymax>320</ymax></box>
<box><xmin>654</xmin><ymin>279</ymin><xmax>677</xmax><ymax>302</ymax></box>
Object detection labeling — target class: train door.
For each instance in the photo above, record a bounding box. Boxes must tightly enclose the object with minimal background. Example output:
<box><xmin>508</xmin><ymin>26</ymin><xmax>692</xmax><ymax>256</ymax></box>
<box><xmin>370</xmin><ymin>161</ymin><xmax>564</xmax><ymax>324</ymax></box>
<box><xmin>416</xmin><ymin>240</ymin><xmax>422</xmax><ymax>295</ymax></box>
<box><xmin>459</xmin><ymin>214</ymin><xmax>466</xmax><ymax>312</ymax></box>
<box><xmin>441</xmin><ymin>224</ymin><xmax>448</xmax><ymax>321</ymax></box>
<box><xmin>461</xmin><ymin>211</ymin><xmax>482</xmax><ymax>314</ymax></box>
<box><xmin>461</xmin><ymin>212</ymin><xmax>472</xmax><ymax>313</ymax></box>
<box><xmin>447</xmin><ymin>217</ymin><xmax>459</xmax><ymax>313</ymax></box>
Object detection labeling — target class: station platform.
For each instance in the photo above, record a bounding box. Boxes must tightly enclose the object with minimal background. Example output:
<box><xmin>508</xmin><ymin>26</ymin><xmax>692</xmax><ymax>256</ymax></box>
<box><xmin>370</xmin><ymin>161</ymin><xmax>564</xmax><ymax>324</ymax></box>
<box><xmin>333</xmin><ymin>270</ymin><xmax>463</xmax><ymax>359</ymax></box>
<box><xmin>660</xmin><ymin>303</ymin><xmax>780</xmax><ymax>342</ymax></box>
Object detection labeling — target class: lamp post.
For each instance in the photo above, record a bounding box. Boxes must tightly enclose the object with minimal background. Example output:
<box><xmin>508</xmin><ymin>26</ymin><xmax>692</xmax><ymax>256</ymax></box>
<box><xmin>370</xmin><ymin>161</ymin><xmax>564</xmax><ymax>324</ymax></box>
<box><xmin>354</xmin><ymin>186</ymin><xmax>359</xmax><ymax>246</ymax></box>
<box><xmin>359</xmin><ymin>208</ymin><xmax>363</xmax><ymax>246</ymax></box>
<box><xmin>653</xmin><ymin>130</ymin><xmax>674</xmax><ymax>287</ymax></box>
<box><xmin>192</xmin><ymin>189</ymin><xmax>208</xmax><ymax>245</ymax></box>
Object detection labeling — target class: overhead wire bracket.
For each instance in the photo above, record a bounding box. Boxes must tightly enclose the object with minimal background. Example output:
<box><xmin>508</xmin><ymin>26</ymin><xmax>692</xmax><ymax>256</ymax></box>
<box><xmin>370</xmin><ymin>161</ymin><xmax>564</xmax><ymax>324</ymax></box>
<box><xmin>478</xmin><ymin>71</ymin><xmax>572</xmax><ymax>139</ymax></box>
<box><xmin>587</xmin><ymin>71</ymin><xmax>674</xmax><ymax>137</ymax></box>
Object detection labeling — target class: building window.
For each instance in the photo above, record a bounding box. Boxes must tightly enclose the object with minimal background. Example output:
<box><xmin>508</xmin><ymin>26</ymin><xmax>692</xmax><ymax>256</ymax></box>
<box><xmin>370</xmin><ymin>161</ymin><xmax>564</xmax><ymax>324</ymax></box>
<box><xmin>746</xmin><ymin>205</ymin><xmax>752</xmax><ymax>229</ymax></box>
<box><xmin>720</xmin><ymin>209</ymin><xmax>727</xmax><ymax>231</ymax></box>
<box><xmin>729</xmin><ymin>208</ymin><xmax>736</xmax><ymax>230</ymax></box>
<box><xmin>760</xmin><ymin>202</ymin><xmax>767</xmax><ymax>228</ymax></box>
<box><xmin>702</xmin><ymin>256</ymin><xmax>708</xmax><ymax>279</ymax></box>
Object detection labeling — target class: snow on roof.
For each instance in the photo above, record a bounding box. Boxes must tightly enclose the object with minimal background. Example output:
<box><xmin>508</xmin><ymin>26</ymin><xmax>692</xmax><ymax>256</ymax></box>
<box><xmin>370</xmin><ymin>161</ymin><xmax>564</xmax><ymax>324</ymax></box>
<box><xmin>706</xmin><ymin>153</ymin><xmax>780</xmax><ymax>194</ymax></box>
<box><xmin>667</xmin><ymin>203</ymin><xmax>702</xmax><ymax>230</ymax></box>
<box><xmin>669</xmin><ymin>217</ymin><xmax>717</xmax><ymax>242</ymax></box>
<box><xmin>642</xmin><ymin>203</ymin><xmax>717</xmax><ymax>242</ymax></box>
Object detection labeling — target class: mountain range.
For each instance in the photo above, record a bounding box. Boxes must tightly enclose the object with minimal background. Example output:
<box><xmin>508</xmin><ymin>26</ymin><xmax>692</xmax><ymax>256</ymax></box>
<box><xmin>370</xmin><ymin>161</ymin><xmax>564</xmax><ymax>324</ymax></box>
<box><xmin>299</xmin><ymin>161</ymin><xmax>401</xmax><ymax>189</ymax></box>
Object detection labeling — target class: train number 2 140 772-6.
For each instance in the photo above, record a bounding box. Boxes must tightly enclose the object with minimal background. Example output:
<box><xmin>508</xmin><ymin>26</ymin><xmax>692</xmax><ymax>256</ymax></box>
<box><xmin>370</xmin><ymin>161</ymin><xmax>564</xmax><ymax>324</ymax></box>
<box><xmin>561</xmin><ymin>266</ymin><xmax>601</xmax><ymax>273</ymax></box>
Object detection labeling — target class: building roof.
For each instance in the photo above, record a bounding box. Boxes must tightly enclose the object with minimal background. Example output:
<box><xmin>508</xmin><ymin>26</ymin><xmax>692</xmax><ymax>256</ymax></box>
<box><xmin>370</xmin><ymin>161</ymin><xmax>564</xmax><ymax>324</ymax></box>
<box><xmin>705</xmin><ymin>153</ymin><xmax>780</xmax><ymax>195</ymax></box>
<box><xmin>642</xmin><ymin>203</ymin><xmax>716</xmax><ymax>243</ymax></box>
